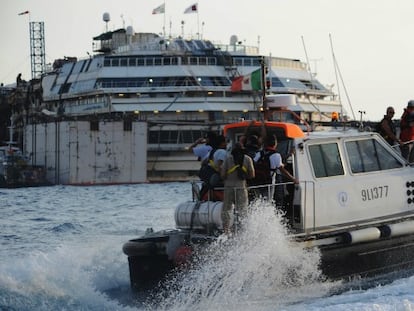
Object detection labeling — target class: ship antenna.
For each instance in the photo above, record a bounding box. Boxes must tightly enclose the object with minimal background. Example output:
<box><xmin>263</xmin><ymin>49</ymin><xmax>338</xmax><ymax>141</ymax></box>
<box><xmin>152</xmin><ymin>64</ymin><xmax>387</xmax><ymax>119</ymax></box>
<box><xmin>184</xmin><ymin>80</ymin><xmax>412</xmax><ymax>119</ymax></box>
<box><xmin>260</xmin><ymin>56</ymin><xmax>267</xmax><ymax>121</ymax></box>
<box><xmin>330</xmin><ymin>33</ymin><xmax>356</xmax><ymax>120</ymax></box>
<box><xmin>201</xmin><ymin>21</ymin><xmax>205</xmax><ymax>40</ymax></box>
<box><xmin>121</xmin><ymin>14</ymin><xmax>125</xmax><ymax>29</ymax></box>
<box><xmin>103</xmin><ymin>12</ymin><xmax>110</xmax><ymax>32</ymax></box>
<box><xmin>301</xmin><ymin>36</ymin><xmax>323</xmax><ymax>119</ymax></box>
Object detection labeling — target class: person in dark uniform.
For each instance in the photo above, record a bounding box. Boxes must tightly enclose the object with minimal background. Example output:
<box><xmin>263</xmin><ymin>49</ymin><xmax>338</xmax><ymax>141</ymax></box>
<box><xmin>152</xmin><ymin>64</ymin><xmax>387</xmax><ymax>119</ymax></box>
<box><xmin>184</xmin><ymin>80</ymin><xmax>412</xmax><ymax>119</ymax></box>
<box><xmin>378</xmin><ymin>106</ymin><xmax>399</xmax><ymax>146</ymax></box>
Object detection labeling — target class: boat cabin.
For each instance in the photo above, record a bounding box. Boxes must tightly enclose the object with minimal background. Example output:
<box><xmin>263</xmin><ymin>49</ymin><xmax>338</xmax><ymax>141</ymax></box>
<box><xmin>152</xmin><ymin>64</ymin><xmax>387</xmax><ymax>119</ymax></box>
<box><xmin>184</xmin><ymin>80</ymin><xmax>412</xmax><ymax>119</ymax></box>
<box><xmin>123</xmin><ymin>120</ymin><xmax>414</xmax><ymax>289</ymax></box>
<box><xmin>224</xmin><ymin>121</ymin><xmax>414</xmax><ymax>237</ymax></box>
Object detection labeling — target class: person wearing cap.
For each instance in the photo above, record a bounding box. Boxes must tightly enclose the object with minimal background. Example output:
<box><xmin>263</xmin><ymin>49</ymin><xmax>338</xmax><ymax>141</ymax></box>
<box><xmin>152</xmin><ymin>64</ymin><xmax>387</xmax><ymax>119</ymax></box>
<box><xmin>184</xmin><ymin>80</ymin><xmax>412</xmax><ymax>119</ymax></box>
<box><xmin>188</xmin><ymin>131</ymin><xmax>217</xmax><ymax>162</ymax></box>
<box><xmin>377</xmin><ymin>106</ymin><xmax>399</xmax><ymax>146</ymax></box>
<box><xmin>399</xmin><ymin>100</ymin><xmax>414</xmax><ymax>162</ymax></box>
<box><xmin>244</xmin><ymin>134</ymin><xmax>261</xmax><ymax>159</ymax></box>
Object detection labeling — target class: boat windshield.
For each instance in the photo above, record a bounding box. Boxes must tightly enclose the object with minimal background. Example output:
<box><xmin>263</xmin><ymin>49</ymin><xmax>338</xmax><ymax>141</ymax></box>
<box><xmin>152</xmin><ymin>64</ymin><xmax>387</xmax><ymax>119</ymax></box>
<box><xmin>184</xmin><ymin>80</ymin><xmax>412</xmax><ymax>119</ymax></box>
<box><xmin>345</xmin><ymin>139</ymin><xmax>403</xmax><ymax>173</ymax></box>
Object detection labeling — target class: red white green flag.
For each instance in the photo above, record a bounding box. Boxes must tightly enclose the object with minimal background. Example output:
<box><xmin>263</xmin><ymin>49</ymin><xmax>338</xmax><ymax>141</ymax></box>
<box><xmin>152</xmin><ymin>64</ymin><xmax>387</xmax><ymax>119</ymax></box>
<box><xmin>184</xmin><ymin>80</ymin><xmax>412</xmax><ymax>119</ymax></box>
<box><xmin>231</xmin><ymin>69</ymin><xmax>262</xmax><ymax>91</ymax></box>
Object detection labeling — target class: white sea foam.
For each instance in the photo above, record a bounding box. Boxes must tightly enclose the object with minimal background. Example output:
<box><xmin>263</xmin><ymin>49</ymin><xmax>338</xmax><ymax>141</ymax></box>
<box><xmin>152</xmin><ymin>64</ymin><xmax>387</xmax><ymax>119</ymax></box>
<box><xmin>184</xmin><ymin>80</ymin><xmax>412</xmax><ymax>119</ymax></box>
<box><xmin>154</xmin><ymin>200</ymin><xmax>334</xmax><ymax>311</ymax></box>
<box><xmin>0</xmin><ymin>236</ymin><xmax>136</xmax><ymax>311</ymax></box>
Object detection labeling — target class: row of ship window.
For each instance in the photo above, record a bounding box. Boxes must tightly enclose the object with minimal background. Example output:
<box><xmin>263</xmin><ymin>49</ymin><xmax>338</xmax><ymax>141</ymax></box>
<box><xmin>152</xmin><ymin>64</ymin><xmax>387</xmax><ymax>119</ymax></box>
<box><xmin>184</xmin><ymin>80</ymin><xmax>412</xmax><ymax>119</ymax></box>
<box><xmin>102</xmin><ymin>56</ymin><xmax>261</xmax><ymax>67</ymax></box>
<box><xmin>95</xmin><ymin>77</ymin><xmax>326</xmax><ymax>91</ymax></box>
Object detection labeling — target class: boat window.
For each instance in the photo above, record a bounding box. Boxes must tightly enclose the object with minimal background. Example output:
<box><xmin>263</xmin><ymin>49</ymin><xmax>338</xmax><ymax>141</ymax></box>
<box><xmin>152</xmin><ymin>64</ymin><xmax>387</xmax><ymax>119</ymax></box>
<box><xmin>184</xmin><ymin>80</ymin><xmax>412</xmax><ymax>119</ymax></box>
<box><xmin>148</xmin><ymin>130</ymin><xmax>204</xmax><ymax>144</ymax></box>
<box><xmin>120</xmin><ymin>58</ymin><xmax>128</xmax><ymax>66</ymax></box>
<box><xmin>234</xmin><ymin>58</ymin><xmax>243</xmax><ymax>66</ymax></box>
<box><xmin>207</xmin><ymin>58</ymin><xmax>216</xmax><ymax>65</ymax></box>
<box><xmin>271</xmin><ymin>77</ymin><xmax>284</xmax><ymax>88</ymax></box>
<box><xmin>309</xmin><ymin>143</ymin><xmax>344</xmax><ymax>178</ymax></box>
<box><xmin>252</xmin><ymin>58</ymin><xmax>261</xmax><ymax>66</ymax></box>
<box><xmin>154</xmin><ymin>58</ymin><xmax>162</xmax><ymax>66</ymax></box>
<box><xmin>346</xmin><ymin>139</ymin><xmax>403</xmax><ymax>173</ymax></box>
<box><xmin>129</xmin><ymin>58</ymin><xmax>136</xmax><ymax>66</ymax></box>
<box><xmin>111</xmin><ymin>59</ymin><xmax>119</xmax><ymax>66</ymax></box>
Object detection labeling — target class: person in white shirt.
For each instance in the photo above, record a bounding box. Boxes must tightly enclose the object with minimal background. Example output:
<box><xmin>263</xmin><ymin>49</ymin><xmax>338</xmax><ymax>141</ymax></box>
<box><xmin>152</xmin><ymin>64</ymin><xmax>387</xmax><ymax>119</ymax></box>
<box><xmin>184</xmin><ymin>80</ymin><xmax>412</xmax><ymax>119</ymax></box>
<box><xmin>254</xmin><ymin>135</ymin><xmax>298</xmax><ymax>204</ymax></box>
<box><xmin>188</xmin><ymin>131</ymin><xmax>217</xmax><ymax>161</ymax></box>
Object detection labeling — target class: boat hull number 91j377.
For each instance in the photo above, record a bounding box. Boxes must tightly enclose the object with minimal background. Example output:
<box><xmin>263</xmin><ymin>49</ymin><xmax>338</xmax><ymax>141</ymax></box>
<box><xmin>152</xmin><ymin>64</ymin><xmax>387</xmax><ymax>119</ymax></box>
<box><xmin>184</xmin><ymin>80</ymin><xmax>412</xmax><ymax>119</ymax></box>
<box><xmin>361</xmin><ymin>185</ymin><xmax>389</xmax><ymax>201</ymax></box>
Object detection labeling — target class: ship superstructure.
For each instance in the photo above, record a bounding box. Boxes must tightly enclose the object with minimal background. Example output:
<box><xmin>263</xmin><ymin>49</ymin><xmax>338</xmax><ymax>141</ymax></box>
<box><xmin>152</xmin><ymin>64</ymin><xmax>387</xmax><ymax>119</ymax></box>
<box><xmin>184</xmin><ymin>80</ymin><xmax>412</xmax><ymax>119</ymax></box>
<box><xmin>19</xmin><ymin>19</ymin><xmax>342</xmax><ymax>184</ymax></box>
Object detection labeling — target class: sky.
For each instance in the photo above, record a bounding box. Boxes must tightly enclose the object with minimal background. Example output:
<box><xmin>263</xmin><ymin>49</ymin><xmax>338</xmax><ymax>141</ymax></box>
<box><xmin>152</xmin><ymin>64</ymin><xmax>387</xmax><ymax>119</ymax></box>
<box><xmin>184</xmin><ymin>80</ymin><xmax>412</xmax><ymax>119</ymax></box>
<box><xmin>2</xmin><ymin>0</ymin><xmax>414</xmax><ymax>121</ymax></box>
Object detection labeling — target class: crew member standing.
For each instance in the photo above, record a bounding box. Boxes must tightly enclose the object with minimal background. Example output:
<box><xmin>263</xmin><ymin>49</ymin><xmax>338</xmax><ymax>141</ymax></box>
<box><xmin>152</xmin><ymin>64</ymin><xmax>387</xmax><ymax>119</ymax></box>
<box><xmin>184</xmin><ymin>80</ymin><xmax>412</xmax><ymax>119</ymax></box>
<box><xmin>255</xmin><ymin>135</ymin><xmax>298</xmax><ymax>207</ymax></box>
<box><xmin>400</xmin><ymin>100</ymin><xmax>414</xmax><ymax>162</ymax></box>
<box><xmin>221</xmin><ymin>143</ymin><xmax>254</xmax><ymax>235</ymax></box>
<box><xmin>378</xmin><ymin>106</ymin><xmax>399</xmax><ymax>146</ymax></box>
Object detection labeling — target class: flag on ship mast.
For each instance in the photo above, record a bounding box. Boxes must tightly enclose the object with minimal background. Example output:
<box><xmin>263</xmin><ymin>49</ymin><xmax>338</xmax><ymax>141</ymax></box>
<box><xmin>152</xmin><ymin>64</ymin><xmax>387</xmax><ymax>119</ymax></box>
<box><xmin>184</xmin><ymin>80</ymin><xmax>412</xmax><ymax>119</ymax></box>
<box><xmin>231</xmin><ymin>69</ymin><xmax>262</xmax><ymax>92</ymax></box>
<box><xmin>184</xmin><ymin>3</ymin><xmax>198</xmax><ymax>14</ymax></box>
<box><xmin>18</xmin><ymin>10</ymin><xmax>29</xmax><ymax>16</ymax></box>
<box><xmin>152</xmin><ymin>3</ymin><xmax>165</xmax><ymax>15</ymax></box>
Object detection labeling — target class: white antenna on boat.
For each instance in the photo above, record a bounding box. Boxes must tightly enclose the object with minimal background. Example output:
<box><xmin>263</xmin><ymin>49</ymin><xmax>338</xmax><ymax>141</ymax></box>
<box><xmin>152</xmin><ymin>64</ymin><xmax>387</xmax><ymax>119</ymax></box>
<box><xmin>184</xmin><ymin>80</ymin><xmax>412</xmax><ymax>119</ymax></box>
<box><xmin>329</xmin><ymin>34</ymin><xmax>356</xmax><ymax>120</ymax></box>
<box><xmin>301</xmin><ymin>36</ymin><xmax>322</xmax><ymax>118</ymax></box>
<box><xmin>120</xmin><ymin>14</ymin><xmax>125</xmax><ymax>29</ymax></box>
<box><xmin>181</xmin><ymin>20</ymin><xmax>185</xmax><ymax>38</ymax></box>
<box><xmin>201</xmin><ymin>21</ymin><xmax>204</xmax><ymax>39</ymax></box>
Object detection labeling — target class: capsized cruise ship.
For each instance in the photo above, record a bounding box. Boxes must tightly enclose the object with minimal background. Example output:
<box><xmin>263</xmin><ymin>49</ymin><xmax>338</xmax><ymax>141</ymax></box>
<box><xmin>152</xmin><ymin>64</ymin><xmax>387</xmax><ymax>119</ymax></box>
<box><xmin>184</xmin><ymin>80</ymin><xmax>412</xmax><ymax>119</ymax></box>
<box><xmin>19</xmin><ymin>13</ymin><xmax>343</xmax><ymax>185</ymax></box>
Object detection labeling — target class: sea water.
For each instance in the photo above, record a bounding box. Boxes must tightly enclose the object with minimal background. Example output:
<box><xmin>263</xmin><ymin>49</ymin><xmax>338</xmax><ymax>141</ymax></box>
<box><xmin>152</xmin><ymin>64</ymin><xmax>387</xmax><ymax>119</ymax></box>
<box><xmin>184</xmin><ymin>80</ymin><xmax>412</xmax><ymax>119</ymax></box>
<box><xmin>1</xmin><ymin>182</ymin><xmax>414</xmax><ymax>311</ymax></box>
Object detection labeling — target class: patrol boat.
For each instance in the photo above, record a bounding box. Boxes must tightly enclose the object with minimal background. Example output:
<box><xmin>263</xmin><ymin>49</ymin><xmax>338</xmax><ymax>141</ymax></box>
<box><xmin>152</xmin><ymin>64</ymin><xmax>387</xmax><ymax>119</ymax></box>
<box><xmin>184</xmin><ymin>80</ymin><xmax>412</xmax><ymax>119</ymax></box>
<box><xmin>123</xmin><ymin>104</ymin><xmax>414</xmax><ymax>290</ymax></box>
<box><xmin>0</xmin><ymin>118</ymin><xmax>48</xmax><ymax>188</ymax></box>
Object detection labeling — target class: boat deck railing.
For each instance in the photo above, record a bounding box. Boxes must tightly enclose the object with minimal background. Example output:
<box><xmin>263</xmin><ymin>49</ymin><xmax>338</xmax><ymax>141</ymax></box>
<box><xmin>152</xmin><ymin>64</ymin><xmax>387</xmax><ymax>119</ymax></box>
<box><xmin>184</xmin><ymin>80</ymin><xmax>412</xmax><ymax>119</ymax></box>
<box><xmin>190</xmin><ymin>179</ymin><xmax>304</xmax><ymax>230</ymax></box>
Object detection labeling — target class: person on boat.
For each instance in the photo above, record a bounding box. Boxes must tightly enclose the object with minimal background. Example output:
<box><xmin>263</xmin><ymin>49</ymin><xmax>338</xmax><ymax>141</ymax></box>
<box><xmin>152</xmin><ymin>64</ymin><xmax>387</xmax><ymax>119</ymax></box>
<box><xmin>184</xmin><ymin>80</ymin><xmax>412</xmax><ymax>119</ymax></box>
<box><xmin>331</xmin><ymin>111</ymin><xmax>339</xmax><ymax>122</ymax></box>
<box><xmin>399</xmin><ymin>100</ymin><xmax>414</xmax><ymax>162</ymax></box>
<box><xmin>246</xmin><ymin>120</ymin><xmax>266</xmax><ymax>148</ymax></box>
<box><xmin>16</xmin><ymin>73</ymin><xmax>22</xmax><ymax>86</ymax></box>
<box><xmin>244</xmin><ymin>134</ymin><xmax>261</xmax><ymax>159</ymax></box>
<box><xmin>188</xmin><ymin>131</ymin><xmax>217</xmax><ymax>161</ymax></box>
<box><xmin>199</xmin><ymin>134</ymin><xmax>227</xmax><ymax>201</ymax></box>
<box><xmin>220</xmin><ymin>142</ymin><xmax>255</xmax><ymax>234</ymax></box>
<box><xmin>377</xmin><ymin>106</ymin><xmax>400</xmax><ymax>146</ymax></box>
<box><xmin>254</xmin><ymin>135</ymin><xmax>298</xmax><ymax>207</ymax></box>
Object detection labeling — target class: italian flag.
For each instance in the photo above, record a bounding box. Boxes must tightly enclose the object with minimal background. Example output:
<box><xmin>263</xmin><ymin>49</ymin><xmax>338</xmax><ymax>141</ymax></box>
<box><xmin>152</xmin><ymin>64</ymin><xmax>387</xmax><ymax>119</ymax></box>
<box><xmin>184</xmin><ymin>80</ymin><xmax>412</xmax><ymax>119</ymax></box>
<box><xmin>231</xmin><ymin>69</ymin><xmax>262</xmax><ymax>92</ymax></box>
